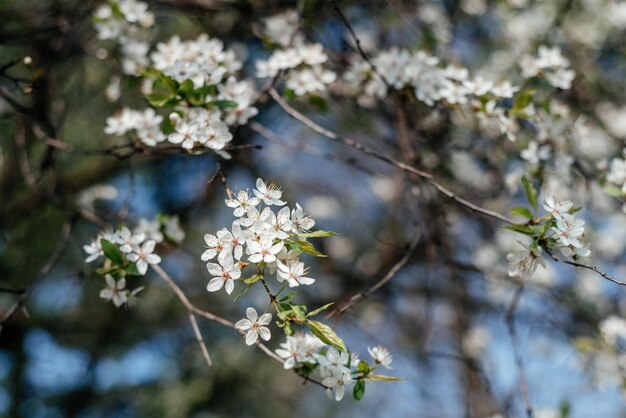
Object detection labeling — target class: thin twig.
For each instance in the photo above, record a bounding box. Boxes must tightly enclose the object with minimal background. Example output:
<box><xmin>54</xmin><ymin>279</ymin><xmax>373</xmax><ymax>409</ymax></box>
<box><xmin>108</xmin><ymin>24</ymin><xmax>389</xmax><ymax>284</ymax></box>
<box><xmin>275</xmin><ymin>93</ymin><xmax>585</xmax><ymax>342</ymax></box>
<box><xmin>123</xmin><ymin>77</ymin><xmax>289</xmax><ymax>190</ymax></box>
<box><xmin>151</xmin><ymin>264</ymin><xmax>283</xmax><ymax>363</ymax></box>
<box><xmin>505</xmin><ymin>285</ymin><xmax>533</xmax><ymax>418</ymax></box>
<box><xmin>150</xmin><ymin>263</ymin><xmax>329</xmax><ymax>387</ymax></box>
<box><xmin>327</xmin><ymin>232</ymin><xmax>420</xmax><ymax>320</ymax></box>
<box><xmin>249</xmin><ymin>121</ymin><xmax>376</xmax><ymax>174</ymax></box>
<box><xmin>331</xmin><ymin>0</ymin><xmax>390</xmax><ymax>87</ymax></box>
<box><xmin>0</xmin><ymin>219</ymin><xmax>74</xmax><ymax>329</ymax></box>
<box><xmin>188</xmin><ymin>312</ymin><xmax>213</xmax><ymax>367</ymax></box>
<box><xmin>546</xmin><ymin>249</ymin><xmax>625</xmax><ymax>286</ymax></box>
<box><xmin>269</xmin><ymin>88</ymin><xmax>514</xmax><ymax>224</ymax></box>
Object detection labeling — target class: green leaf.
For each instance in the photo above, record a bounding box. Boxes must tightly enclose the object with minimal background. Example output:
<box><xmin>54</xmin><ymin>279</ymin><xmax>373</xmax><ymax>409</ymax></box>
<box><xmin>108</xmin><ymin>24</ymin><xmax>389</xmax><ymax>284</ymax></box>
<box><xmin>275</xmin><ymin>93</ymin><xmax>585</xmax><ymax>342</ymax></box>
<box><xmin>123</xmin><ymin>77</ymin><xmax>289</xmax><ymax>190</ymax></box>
<box><xmin>560</xmin><ymin>400</ymin><xmax>571</xmax><ymax>418</ymax></box>
<box><xmin>604</xmin><ymin>184</ymin><xmax>625</xmax><ymax>197</ymax></box>
<box><xmin>291</xmin><ymin>304</ymin><xmax>308</xmax><ymax>323</ymax></box>
<box><xmin>502</xmin><ymin>224</ymin><xmax>535</xmax><ymax>236</ymax></box>
<box><xmin>296</xmin><ymin>362</ymin><xmax>317</xmax><ymax>377</ymax></box>
<box><xmin>278</xmin><ymin>291</ymin><xmax>297</xmax><ymax>302</ymax></box>
<box><xmin>529</xmin><ymin>238</ymin><xmax>540</xmax><ymax>250</ymax></box>
<box><xmin>210</xmin><ymin>100</ymin><xmax>238</xmax><ymax>109</ymax></box>
<box><xmin>244</xmin><ymin>274</ymin><xmax>262</xmax><ymax>285</ymax></box>
<box><xmin>100</xmin><ymin>239</ymin><xmax>124</xmax><ymax>265</ymax></box>
<box><xmin>307</xmin><ymin>302</ymin><xmax>334</xmax><ymax>318</ymax></box>
<box><xmin>512</xmin><ymin>89</ymin><xmax>535</xmax><ymax>114</ymax></box>
<box><xmin>521</xmin><ymin>176</ymin><xmax>538</xmax><ymax>211</ymax></box>
<box><xmin>353</xmin><ymin>380</ymin><xmax>365</xmax><ymax>401</ymax></box>
<box><xmin>125</xmin><ymin>263</ymin><xmax>142</xmax><ymax>276</ymax></box>
<box><xmin>283</xmin><ymin>89</ymin><xmax>296</xmax><ymax>100</ymax></box>
<box><xmin>367</xmin><ymin>374</ymin><xmax>406</xmax><ymax>381</ymax></box>
<box><xmin>283</xmin><ymin>321</ymin><xmax>294</xmax><ymax>336</ymax></box>
<box><xmin>294</xmin><ymin>230</ymin><xmax>338</xmax><ymax>238</ymax></box>
<box><xmin>296</xmin><ymin>240</ymin><xmax>327</xmax><ymax>257</ymax></box>
<box><xmin>146</xmin><ymin>92</ymin><xmax>178</xmax><ymax>108</ymax></box>
<box><xmin>308</xmin><ymin>94</ymin><xmax>329</xmax><ymax>113</ymax></box>
<box><xmin>233</xmin><ymin>284</ymin><xmax>252</xmax><ymax>302</ymax></box>
<box><xmin>306</xmin><ymin>320</ymin><xmax>346</xmax><ymax>352</ymax></box>
<box><xmin>357</xmin><ymin>360</ymin><xmax>371</xmax><ymax>374</ymax></box>
<box><xmin>509</xmin><ymin>207</ymin><xmax>534</xmax><ymax>220</ymax></box>
<box><xmin>177</xmin><ymin>79</ymin><xmax>194</xmax><ymax>97</ymax></box>
<box><xmin>277</xmin><ymin>309</ymin><xmax>293</xmax><ymax>321</ymax></box>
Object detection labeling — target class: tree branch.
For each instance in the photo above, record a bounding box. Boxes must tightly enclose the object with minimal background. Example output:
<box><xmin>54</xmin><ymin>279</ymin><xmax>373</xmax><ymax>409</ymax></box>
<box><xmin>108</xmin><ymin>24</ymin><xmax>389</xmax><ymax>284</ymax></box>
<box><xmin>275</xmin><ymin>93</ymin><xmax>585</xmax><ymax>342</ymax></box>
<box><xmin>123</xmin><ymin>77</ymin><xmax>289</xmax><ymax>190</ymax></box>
<box><xmin>326</xmin><ymin>232</ymin><xmax>420</xmax><ymax>321</ymax></box>
<box><xmin>268</xmin><ymin>88</ymin><xmax>514</xmax><ymax>224</ymax></box>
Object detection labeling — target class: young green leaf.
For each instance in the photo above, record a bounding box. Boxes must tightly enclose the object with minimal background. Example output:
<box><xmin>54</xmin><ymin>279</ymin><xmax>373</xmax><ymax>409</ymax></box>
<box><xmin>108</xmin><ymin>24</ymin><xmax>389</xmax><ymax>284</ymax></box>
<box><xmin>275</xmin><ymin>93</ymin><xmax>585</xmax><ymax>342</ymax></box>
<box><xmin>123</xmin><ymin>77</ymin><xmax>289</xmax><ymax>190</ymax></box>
<box><xmin>278</xmin><ymin>291</ymin><xmax>297</xmax><ymax>302</ymax></box>
<box><xmin>502</xmin><ymin>224</ymin><xmax>535</xmax><ymax>235</ymax></box>
<box><xmin>512</xmin><ymin>89</ymin><xmax>535</xmax><ymax>114</ymax></box>
<box><xmin>294</xmin><ymin>230</ymin><xmax>338</xmax><ymax>238</ymax></box>
<box><xmin>357</xmin><ymin>360</ymin><xmax>371</xmax><ymax>375</ymax></box>
<box><xmin>243</xmin><ymin>274</ymin><xmax>262</xmax><ymax>285</ymax></box>
<box><xmin>307</xmin><ymin>302</ymin><xmax>334</xmax><ymax>318</ymax></box>
<box><xmin>296</xmin><ymin>240</ymin><xmax>327</xmax><ymax>257</ymax></box>
<box><xmin>353</xmin><ymin>380</ymin><xmax>365</xmax><ymax>401</ymax></box>
<box><xmin>521</xmin><ymin>176</ymin><xmax>539</xmax><ymax>211</ymax></box>
<box><xmin>100</xmin><ymin>239</ymin><xmax>124</xmax><ymax>265</ymax></box>
<box><xmin>306</xmin><ymin>320</ymin><xmax>346</xmax><ymax>352</ymax></box>
<box><xmin>233</xmin><ymin>284</ymin><xmax>252</xmax><ymax>302</ymax></box>
<box><xmin>125</xmin><ymin>262</ymin><xmax>143</xmax><ymax>276</ymax></box>
<box><xmin>509</xmin><ymin>207</ymin><xmax>534</xmax><ymax>220</ymax></box>
<box><xmin>211</xmin><ymin>100</ymin><xmax>238</xmax><ymax>109</ymax></box>
<box><xmin>367</xmin><ymin>374</ymin><xmax>406</xmax><ymax>381</ymax></box>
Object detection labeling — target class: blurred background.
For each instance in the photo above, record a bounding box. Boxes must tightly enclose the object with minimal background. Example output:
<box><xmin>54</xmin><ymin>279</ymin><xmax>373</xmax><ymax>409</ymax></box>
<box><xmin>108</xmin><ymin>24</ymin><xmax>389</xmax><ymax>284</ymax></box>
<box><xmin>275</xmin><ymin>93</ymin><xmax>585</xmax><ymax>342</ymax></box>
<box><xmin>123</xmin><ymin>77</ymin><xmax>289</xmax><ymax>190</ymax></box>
<box><xmin>2</xmin><ymin>0</ymin><xmax>626</xmax><ymax>417</ymax></box>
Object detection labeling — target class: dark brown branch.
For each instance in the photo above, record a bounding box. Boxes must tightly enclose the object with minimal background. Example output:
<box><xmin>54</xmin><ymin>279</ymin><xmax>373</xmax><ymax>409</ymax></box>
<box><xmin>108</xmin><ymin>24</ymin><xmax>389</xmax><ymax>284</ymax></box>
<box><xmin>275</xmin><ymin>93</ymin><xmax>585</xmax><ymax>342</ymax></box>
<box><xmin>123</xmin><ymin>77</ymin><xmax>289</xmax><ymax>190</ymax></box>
<box><xmin>327</xmin><ymin>232</ymin><xmax>420</xmax><ymax>320</ymax></box>
<box><xmin>545</xmin><ymin>249</ymin><xmax>625</xmax><ymax>286</ymax></box>
<box><xmin>269</xmin><ymin>88</ymin><xmax>514</xmax><ymax>224</ymax></box>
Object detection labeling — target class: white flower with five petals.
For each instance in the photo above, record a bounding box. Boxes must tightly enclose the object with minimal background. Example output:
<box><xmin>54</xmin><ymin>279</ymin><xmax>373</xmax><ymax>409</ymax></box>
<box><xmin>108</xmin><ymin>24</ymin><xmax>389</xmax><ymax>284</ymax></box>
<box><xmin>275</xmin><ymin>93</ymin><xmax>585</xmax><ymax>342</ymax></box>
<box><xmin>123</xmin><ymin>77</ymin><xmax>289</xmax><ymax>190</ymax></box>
<box><xmin>206</xmin><ymin>252</ymin><xmax>241</xmax><ymax>294</ymax></box>
<box><xmin>127</xmin><ymin>240</ymin><xmax>161</xmax><ymax>275</ymax></box>
<box><xmin>235</xmin><ymin>307</ymin><xmax>272</xmax><ymax>345</ymax></box>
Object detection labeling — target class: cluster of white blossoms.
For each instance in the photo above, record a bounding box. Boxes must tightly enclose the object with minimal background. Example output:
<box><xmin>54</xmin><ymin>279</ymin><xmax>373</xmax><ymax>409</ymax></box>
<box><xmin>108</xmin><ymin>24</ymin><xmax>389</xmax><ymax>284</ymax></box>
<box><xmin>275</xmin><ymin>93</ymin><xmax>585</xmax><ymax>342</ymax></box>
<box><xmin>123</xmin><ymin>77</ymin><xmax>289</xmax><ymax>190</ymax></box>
<box><xmin>344</xmin><ymin>47</ymin><xmax>519</xmax><ymax>105</ymax></box>
<box><xmin>148</xmin><ymin>34</ymin><xmax>259</xmax><ymax>127</ymax></box>
<box><xmin>93</xmin><ymin>0</ymin><xmax>155</xmax><ymax>75</ymax></box>
<box><xmin>100</xmin><ymin>274</ymin><xmax>144</xmax><ymax>307</ymax></box>
<box><xmin>274</xmin><ymin>333</ymin><xmax>393</xmax><ymax>401</ymax></box>
<box><xmin>151</xmin><ymin>34</ymin><xmax>240</xmax><ymax>91</ymax></box>
<box><xmin>167</xmin><ymin>108</ymin><xmax>233</xmax><ymax>151</ymax></box>
<box><xmin>201</xmin><ymin>178</ymin><xmax>317</xmax><ymax>295</ymax></box>
<box><xmin>606</xmin><ymin>149</ymin><xmax>626</xmax><ymax>194</ymax></box>
<box><xmin>255</xmin><ymin>14</ymin><xmax>336</xmax><ymax>97</ymax></box>
<box><xmin>104</xmin><ymin>108</ymin><xmax>164</xmax><ymax>146</ymax></box>
<box><xmin>343</xmin><ymin>47</ymin><xmax>525</xmax><ymax>141</ymax></box>
<box><xmin>600</xmin><ymin>316</ymin><xmax>626</xmax><ymax>349</ymax></box>
<box><xmin>544</xmin><ymin>196</ymin><xmax>590</xmax><ymax>258</ymax></box>
<box><xmin>506</xmin><ymin>195</ymin><xmax>590</xmax><ymax>280</ymax></box>
<box><xmin>576</xmin><ymin>315</ymin><xmax>626</xmax><ymax>394</ymax></box>
<box><xmin>84</xmin><ymin>215</ymin><xmax>185</xmax><ymax>306</ymax></box>
<box><xmin>200</xmin><ymin>177</ymin><xmax>399</xmax><ymax>399</ymax></box>
<box><xmin>521</xmin><ymin>45</ymin><xmax>576</xmax><ymax>90</ymax></box>
<box><xmin>258</xmin><ymin>9</ymin><xmax>303</xmax><ymax>48</ymax></box>
<box><xmin>507</xmin><ymin>241</ymin><xmax>546</xmax><ymax>280</ymax></box>
<box><xmin>100</xmin><ymin>32</ymin><xmax>259</xmax><ymax>152</ymax></box>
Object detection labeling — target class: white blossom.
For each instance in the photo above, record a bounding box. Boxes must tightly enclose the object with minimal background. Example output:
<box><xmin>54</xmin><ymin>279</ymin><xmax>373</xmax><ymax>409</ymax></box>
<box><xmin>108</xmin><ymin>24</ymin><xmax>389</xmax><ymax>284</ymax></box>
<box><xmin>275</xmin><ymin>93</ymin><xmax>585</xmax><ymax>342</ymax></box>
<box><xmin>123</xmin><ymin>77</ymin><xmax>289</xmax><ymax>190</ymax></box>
<box><xmin>100</xmin><ymin>275</ymin><xmax>128</xmax><ymax>307</ymax></box>
<box><xmin>206</xmin><ymin>252</ymin><xmax>241</xmax><ymax>294</ymax></box>
<box><xmin>368</xmin><ymin>346</ymin><xmax>393</xmax><ymax>369</ymax></box>
<box><xmin>127</xmin><ymin>240</ymin><xmax>161</xmax><ymax>275</ymax></box>
<box><xmin>235</xmin><ymin>307</ymin><xmax>272</xmax><ymax>345</ymax></box>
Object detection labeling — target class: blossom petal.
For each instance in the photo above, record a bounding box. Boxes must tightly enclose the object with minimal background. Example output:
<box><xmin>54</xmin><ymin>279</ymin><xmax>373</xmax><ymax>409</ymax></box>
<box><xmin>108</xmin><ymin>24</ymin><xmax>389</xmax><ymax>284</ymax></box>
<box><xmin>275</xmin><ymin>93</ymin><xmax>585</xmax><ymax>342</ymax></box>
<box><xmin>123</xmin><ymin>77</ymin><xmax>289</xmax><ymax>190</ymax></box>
<box><xmin>207</xmin><ymin>277</ymin><xmax>224</xmax><ymax>292</ymax></box>
<box><xmin>258</xmin><ymin>326</ymin><xmax>271</xmax><ymax>341</ymax></box>
<box><xmin>258</xmin><ymin>312</ymin><xmax>272</xmax><ymax>325</ymax></box>
<box><xmin>235</xmin><ymin>318</ymin><xmax>252</xmax><ymax>331</ymax></box>
<box><xmin>245</xmin><ymin>329</ymin><xmax>258</xmax><ymax>345</ymax></box>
